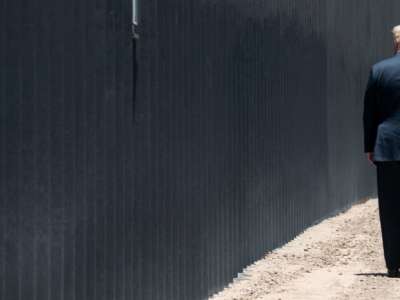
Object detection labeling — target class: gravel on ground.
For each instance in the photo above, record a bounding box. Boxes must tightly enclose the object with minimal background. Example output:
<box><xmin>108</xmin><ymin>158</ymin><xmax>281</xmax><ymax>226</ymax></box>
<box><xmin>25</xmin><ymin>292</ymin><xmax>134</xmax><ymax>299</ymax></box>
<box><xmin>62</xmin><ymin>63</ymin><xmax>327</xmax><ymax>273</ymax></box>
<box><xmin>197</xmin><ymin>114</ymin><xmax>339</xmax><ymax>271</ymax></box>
<box><xmin>210</xmin><ymin>198</ymin><xmax>400</xmax><ymax>300</ymax></box>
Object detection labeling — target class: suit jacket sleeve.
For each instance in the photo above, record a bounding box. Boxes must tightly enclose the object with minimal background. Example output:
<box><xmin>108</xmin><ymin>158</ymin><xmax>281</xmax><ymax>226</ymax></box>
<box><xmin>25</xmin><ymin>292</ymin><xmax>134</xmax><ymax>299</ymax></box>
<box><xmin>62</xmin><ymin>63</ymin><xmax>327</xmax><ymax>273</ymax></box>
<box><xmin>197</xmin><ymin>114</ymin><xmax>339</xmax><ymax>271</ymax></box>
<box><xmin>363</xmin><ymin>68</ymin><xmax>379</xmax><ymax>153</ymax></box>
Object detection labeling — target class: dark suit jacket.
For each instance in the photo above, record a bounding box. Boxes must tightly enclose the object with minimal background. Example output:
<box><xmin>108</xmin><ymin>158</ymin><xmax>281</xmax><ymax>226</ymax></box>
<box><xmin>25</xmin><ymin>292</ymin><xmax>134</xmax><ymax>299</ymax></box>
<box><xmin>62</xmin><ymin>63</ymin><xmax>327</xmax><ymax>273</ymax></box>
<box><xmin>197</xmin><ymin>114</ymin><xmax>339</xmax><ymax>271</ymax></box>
<box><xmin>363</xmin><ymin>52</ymin><xmax>400</xmax><ymax>161</ymax></box>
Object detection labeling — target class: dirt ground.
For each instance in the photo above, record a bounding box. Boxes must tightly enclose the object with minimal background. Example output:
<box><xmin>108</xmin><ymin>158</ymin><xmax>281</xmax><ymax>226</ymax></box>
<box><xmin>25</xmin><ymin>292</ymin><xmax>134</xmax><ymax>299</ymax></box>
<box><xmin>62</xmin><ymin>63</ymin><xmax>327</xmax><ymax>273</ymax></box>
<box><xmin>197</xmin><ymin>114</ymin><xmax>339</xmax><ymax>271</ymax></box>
<box><xmin>210</xmin><ymin>198</ymin><xmax>400</xmax><ymax>300</ymax></box>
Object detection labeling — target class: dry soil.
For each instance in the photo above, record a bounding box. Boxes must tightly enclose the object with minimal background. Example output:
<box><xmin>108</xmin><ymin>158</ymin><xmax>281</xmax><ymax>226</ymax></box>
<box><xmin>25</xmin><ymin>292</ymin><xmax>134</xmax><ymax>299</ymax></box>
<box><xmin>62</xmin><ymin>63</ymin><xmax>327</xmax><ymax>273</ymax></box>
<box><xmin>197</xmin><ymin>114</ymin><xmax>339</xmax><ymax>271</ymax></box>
<box><xmin>210</xmin><ymin>198</ymin><xmax>400</xmax><ymax>300</ymax></box>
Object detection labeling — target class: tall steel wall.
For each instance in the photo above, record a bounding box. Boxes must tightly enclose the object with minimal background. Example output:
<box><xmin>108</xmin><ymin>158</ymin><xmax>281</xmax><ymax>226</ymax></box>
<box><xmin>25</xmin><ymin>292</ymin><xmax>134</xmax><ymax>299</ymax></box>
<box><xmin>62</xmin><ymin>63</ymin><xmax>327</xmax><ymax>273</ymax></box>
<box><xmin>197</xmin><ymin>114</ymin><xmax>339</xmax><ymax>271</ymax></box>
<box><xmin>0</xmin><ymin>0</ymin><xmax>396</xmax><ymax>299</ymax></box>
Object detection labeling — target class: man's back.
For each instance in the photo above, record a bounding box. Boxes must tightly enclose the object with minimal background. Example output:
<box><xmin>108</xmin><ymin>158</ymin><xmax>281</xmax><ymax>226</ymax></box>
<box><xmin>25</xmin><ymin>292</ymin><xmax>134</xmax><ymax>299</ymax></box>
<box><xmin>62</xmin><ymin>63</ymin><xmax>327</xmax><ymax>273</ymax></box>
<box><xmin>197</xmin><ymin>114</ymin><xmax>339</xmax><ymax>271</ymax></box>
<box><xmin>363</xmin><ymin>53</ymin><xmax>400</xmax><ymax>161</ymax></box>
<box><xmin>362</xmin><ymin>24</ymin><xmax>400</xmax><ymax>278</ymax></box>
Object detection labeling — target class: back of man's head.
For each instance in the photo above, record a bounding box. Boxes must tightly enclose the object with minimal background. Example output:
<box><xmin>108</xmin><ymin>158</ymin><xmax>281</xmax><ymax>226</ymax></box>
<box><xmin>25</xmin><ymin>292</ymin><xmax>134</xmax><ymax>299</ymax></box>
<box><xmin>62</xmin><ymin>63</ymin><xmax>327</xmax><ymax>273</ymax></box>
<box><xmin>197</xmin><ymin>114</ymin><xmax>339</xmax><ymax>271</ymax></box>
<box><xmin>392</xmin><ymin>25</ymin><xmax>400</xmax><ymax>46</ymax></box>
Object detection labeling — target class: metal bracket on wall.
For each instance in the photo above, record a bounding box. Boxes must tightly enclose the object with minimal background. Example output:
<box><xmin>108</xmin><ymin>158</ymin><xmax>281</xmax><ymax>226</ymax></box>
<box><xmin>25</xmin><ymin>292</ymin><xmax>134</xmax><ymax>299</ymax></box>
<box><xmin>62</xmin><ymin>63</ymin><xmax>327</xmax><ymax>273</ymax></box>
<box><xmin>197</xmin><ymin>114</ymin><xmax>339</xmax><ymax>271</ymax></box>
<box><xmin>132</xmin><ymin>0</ymin><xmax>139</xmax><ymax>39</ymax></box>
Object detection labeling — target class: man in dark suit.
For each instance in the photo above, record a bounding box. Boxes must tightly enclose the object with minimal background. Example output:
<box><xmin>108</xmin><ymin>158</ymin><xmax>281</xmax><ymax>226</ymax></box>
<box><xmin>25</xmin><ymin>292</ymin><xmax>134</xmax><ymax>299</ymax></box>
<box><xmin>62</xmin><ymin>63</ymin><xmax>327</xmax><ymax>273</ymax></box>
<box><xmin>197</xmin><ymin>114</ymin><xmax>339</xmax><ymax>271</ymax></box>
<box><xmin>363</xmin><ymin>25</ymin><xmax>400</xmax><ymax>278</ymax></box>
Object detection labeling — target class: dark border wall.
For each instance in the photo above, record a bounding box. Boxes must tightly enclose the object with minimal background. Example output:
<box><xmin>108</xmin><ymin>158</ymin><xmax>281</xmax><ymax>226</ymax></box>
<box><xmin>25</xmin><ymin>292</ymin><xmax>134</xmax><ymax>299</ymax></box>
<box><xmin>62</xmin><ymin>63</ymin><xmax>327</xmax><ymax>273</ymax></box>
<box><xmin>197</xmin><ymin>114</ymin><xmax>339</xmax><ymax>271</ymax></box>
<box><xmin>1</xmin><ymin>0</ymin><xmax>396</xmax><ymax>299</ymax></box>
<box><xmin>1</xmin><ymin>0</ymin><xmax>135</xmax><ymax>299</ymax></box>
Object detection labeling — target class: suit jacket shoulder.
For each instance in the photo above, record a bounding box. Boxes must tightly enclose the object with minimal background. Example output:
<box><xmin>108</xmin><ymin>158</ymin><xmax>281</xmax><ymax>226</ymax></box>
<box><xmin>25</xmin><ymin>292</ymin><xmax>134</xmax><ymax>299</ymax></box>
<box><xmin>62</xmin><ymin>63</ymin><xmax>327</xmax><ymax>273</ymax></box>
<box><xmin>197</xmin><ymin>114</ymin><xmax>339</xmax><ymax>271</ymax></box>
<box><xmin>371</xmin><ymin>55</ymin><xmax>400</xmax><ymax>81</ymax></box>
<box><xmin>373</xmin><ymin>55</ymin><xmax>398</xmax><ymax>69</ymax></box>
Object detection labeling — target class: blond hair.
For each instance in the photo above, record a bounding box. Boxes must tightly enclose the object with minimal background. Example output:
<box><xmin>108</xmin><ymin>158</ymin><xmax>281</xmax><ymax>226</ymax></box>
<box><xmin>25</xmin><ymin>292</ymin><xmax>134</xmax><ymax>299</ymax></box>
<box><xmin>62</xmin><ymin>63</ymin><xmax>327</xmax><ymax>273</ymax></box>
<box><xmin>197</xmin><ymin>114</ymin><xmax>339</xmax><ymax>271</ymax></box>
<box><xmin>392</xmin><ymin>25</ymin><xmax>400</xmax><ymax>33</ymax></box>
<box><xmin>392</xmin><ymin>25</ymin><xmax>400</xmax><ymax>43</ymax></box>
